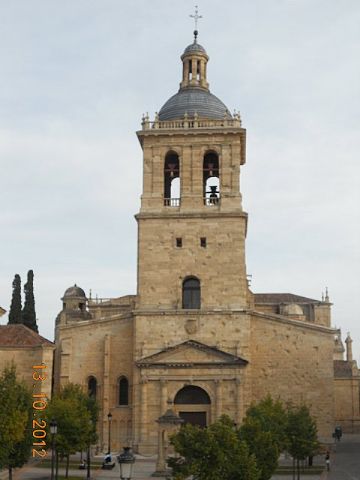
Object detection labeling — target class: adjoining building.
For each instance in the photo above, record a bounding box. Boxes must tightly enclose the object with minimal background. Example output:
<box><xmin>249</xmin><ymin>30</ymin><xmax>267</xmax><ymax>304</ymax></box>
<box><xmin>54</xmin><ymin>31</ymin><xmax>359</xmax><ymax>454</ymax></box>
<box><xmin>0</xmin><ymin>324</ymin><xmax>54</xmax><ymax>399</ymax></box>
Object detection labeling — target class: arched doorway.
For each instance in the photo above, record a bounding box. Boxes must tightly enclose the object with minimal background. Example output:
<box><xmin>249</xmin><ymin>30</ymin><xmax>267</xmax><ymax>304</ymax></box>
<box><xmin>174</xmin><ymin>385</ymin><xmax>211</xmax><ymax>427</ymax></box>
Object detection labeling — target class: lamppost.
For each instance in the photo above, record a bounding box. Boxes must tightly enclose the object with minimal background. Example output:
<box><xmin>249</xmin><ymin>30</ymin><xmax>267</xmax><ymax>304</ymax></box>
<box><xmin>107</xmin><ymin>412</ymin><xmax>113</xmax><ymax>454</ymax></box>
<box><xmin>117</xmin><ymin>447</ymin><xmax>135</xmax><ymax>480</ymax></box>
<box><xmin>87</xmin><ymin>419</ymin><xmax>93</xmax><ymax>480</ymax></box>
<box><xmin>49</xmin><ymin>418</ymin><xmax>58</xmax><ymax>480</ymax></box>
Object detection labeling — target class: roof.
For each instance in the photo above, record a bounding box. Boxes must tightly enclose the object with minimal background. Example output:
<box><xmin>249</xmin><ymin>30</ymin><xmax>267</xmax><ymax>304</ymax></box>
<box><xmin>158</xmin><ymin>88</ymin><xmax>232</xmax><ymax>121</ymax></box>
<box><xmin>63</xmin><ymin>284</ymin><xmax>86</xmax><ymax>299</ymax></box>
<box><xmin>183</xmin><ymin>41</ymin><xmax>207</xmax><ymax>55</ymax></box>
<box><xmin>0</xmin><ymin>306</ymin><xmax>6</xmax><ymax>317</ymax></box>
<box><xmin>334</xmin><ymin>360</ymin><xmax>355</xmax><ymax>378</ymax></box>
<box><xmin>254</xmin><ymin>293</ymin><xmax>320</xmax><ymax>304</ymax></box>
<box><xmin>0</xmin><ymin>324</ymin><xmax>54</xmax><ymax>347</ymax></box>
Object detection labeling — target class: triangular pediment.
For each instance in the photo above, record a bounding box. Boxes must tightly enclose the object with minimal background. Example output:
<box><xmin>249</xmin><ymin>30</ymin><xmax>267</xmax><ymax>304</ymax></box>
<box><xmin>136</xmin><ymin>340</ymin><xmax>248</xmax><ymax>368</ymax></box>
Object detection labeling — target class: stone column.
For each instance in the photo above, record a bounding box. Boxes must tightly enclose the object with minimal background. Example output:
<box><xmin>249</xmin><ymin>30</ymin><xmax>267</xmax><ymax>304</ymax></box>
<box><xmin>200</xmin><ymin>60</ymin><xmax>205</xmax><ymax>85</ymax></box>
<box><xmin>183</xmin><ymin>59</ymin><xmax>190</xmax><ymax>86</ymax></box>
<box><xmin>156</xmin><ymin>430</ymin><xmax>166</xmax><ymax>472</ymax></box>
<box><xmin>235</xmin><ymin>378</ymin><xmax>242</xmax><ymax>426</ymax></box>
<box><xmin>215</xmin><ymin>379</ymin><xmax>222</xmax><ymax>419</ymax></box>
<box><xmin>103</xmin><ymin>335</ymin><xmax>111</xmax><ymax>450</ymax></box>
<box><xmin>140</xmin><ymin>376</ymin><xmax>148</xmax><ymax>443</ymax></box>
<box><xmin>160</xmin><ymin>379</ymin><xmax>168</xmax><ymax>414</ymax></box>
<box><xmin>191</xmin><ymin>59</ymin><xmax>197</xmax><ymax>84</ymax></box>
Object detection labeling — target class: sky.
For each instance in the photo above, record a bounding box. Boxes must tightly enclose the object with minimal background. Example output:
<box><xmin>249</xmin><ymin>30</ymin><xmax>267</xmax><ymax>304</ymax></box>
<box><xmin>0</xmin><ymin>1</ymin><xmax>359</xmax><ymax>358</ymax></box>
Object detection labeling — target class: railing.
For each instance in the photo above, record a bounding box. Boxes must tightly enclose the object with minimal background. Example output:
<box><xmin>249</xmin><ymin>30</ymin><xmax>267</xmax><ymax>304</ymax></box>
<box><xmin>204</xmin><ymin>196</ymin><xmax>221</xmax><ymax>206</ymax></box>
<box><xmin>141</xmin><ymin>114</ymin><xmax>242</xmax><ymax>131</ymax></box>
<box><xmin>163</xmin><ymin>197</ymin><xmax>221</xmax><ymax>207</ymax></box>
<box><xmin>164</xmin><ymin>198</ymin><xmax>181</xmax><ymax>207</ymax></box>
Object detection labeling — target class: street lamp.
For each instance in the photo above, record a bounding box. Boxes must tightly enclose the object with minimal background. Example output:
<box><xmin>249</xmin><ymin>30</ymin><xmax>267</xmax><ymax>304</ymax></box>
<box><xmin>117</xmin><ymin>447</ymin><xmax>135</xmax><ymax>480</ymax></box>
<box><xmin>107</xmin><ymin>412</ymin><xmax>113</xmax><ymax>454</ymax></box>
<box><xmin>87</xmin><ymin>419</ymin><xmax>93</xmax><ymax>479</ymax></box>
<box><xmin>49</xmin><ymin>418</ymin><xmax>57</xmax><ymax>480</ymax></box>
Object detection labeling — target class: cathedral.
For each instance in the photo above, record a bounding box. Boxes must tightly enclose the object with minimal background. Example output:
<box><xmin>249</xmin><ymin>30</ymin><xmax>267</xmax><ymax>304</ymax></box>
<box><xmin>53</xmin><ymin>30</ymin><xmax>359</xmax><ymax>454</ymax></box>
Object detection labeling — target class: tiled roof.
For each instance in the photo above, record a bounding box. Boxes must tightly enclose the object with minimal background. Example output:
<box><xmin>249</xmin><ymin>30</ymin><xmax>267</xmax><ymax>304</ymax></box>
<box><xmin>0</xmin><ymin>306</ymin><xmax>6</xmax><ymax>316</ymax></box>
<box><xmin>334</xmin><ymin>360</ymin><xmax>354</xmax><ymax>378</ymax></box>
<box><xmin>254</xmin><ymin>293</ymin><xmax>320</xmax><ymax>304</ymax></box>
<box><xmin>0</xmin><ymin>324</ymin><xmax>53</xmax><ymax>347</ymax></box>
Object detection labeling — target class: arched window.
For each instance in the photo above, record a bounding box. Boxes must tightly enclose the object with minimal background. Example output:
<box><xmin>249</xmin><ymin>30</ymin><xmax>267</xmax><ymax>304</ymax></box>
<box><xmin>164</xmin><ymin>151</ymin><xmax>180</xmax><ymax>206</ymax></box>
<box><xmin>203</xmin><ymin>151</ymin><xmax>220</xmax><ymax>205</ymax></box>
<box><xmin>118</xmin><ymin>376</ymin><xmax>129</xmax><ymax>406</ymax></box>
<box><xmin>174</xmin><ymin>385</ymin><xmax>211</xmax><ymax>404</ymax></box>
<box><xmin>182</xmin><ymin>277</ymin><xmax>201</xmax><ymax>309</ymax></box>
<box><xmin>88</xmin><ymin>376</ymin><xmax>97</xmax><ymax>398</ymax></box>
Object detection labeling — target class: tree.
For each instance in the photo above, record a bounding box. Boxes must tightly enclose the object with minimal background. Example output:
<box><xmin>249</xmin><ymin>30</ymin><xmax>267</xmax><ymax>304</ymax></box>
<box><xmin>22</xmin><ymin>270</ymin><xmax>38</xmax><ymax>332</ymax></box>
<box><xmin>243</xmin><ymin>395</ymin><xmax>288</xmax><ymax>451</ymax></box>
<box><xmin>0</xmin><ymin>364</ymin><xmax>32</xmax><ymax>480</ymax></box>
<box><xmin>285</xmin><ymin>404</ymin><xmax>319</xmax><ymax>480</ymax></box>
<box><xmin>46</xmin><ymin>383</ymin><xmax>98</xmax><ymax>478</ymax></box>
<box><xmin>8</xmin><ymin>274</ymin><xmax>22</xmax><ymax>325</ymax></box>
<box><xmin>239</xmin><ymin>395</ymin><xmax>287</xmax><ymax>480</ymax></box>
<box><xmin>169</xmin><ymin>415</ymin><xmax>260</xmax><ymax>480</ymax></box>
<box><xmin>240</xmin><ymin>417</ymin><xmax>279</xmax><ymax>480</ymax></box>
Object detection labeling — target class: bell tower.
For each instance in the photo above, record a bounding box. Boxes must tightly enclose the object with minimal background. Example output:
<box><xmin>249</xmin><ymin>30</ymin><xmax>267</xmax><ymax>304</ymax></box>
<box><xmin>136</xmin><ymin>31</ymin><xmax>249</xmax><ymax>311</ymax></box>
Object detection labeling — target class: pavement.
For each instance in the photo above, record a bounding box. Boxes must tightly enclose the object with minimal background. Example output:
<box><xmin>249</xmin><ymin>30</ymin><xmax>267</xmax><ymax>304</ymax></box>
<box><xmin>324</xmin><ymin>434</ymin><xmax>360</xmax><ymax>480</ymax></box>
<box><xmin>8</xmin><ymin>434</ymin><xmax>360</xmax><ymax>480</ymax></box>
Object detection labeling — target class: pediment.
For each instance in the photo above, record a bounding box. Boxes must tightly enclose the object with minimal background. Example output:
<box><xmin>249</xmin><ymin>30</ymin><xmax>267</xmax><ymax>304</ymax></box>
<box><xmin>136</xmin><ymin>340</ymin><xmax>248</xmax><ymax>368</ymax></box>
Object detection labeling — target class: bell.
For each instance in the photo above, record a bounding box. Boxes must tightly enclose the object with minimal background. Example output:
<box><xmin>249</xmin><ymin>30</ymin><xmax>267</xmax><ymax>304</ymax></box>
<box><xmin>168</xmin><ymin>163</ymin><xmax>176</xmax><ymax>177</ymax></box>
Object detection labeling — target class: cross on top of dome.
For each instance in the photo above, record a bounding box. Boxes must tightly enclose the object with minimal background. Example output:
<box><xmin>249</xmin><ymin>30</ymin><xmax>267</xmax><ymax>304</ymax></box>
<box><xmin>189</xmin><ymin>5</ymin><xmax>203</xmax><ymax>40</ymax></box>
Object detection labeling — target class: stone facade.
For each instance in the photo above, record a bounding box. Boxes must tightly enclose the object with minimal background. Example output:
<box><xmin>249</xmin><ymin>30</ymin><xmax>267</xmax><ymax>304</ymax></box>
<box><xmin>53</xmin><ymin>33</ymin><xmax>357</xmax><ymax>454</ymax></box>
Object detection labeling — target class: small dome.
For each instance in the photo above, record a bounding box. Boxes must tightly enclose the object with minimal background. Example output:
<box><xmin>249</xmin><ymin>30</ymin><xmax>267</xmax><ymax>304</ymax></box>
<box><xmin>283</xmin><ymin>303</ymin><xmax>303</xmax><ymax>316</ymax></box>
<box><xmin>183</xmin><ymin>42</ymin><xmax>207</xmax><ymax>55</ymax></box>
<box><xmin>159</xmin><ymin>88</ymin><xmax>231</xmax><ymax>121</ymax></box>
<box><xmin>63</xmin><ymin>284</ymin><xmax>86</xmax><ymax>299</ymax></box>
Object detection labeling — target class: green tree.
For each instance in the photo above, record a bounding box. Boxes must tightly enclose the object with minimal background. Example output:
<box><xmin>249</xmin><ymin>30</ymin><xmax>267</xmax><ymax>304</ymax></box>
<box><xmin>8</xmin><ymin>274</ymin><xmax>22</xmax><ymax>325</ymax></box>
<box><xmin>169</xmin><ymin>415</ymin><xmax>260</xmax><ymax>480</ymax></box>
<box><xmin>0</xmin><ymin>364</ymin><xmax>32</xmax><ymax>480</ymax></box>
<box><xmin>244</xmin><ymin>395</ymin><xmax>287</xmax><ymax>451</ymax></box>
<box><xmin>46</xmin><ymin>383</ymin><xmax>98</xmax><ymax>478</ymax></box>
<box><xmin>240</xmin><ymin>417</ymin><xmax>279</xmax><ymax>480</ymax></box>
<box><xmin>22</xmin><ymin>270</ymin><xmax>38</xmax><ymax>332</ymax></box>
<box><xmin>285</xmin><ymin>404</ymin><xmax>319</xmax><ymax>480</ymax></box>
<box><xmin>239</xmin><ymin>395</ymin><xmax>287</xmax><ymax>480</ymax></box>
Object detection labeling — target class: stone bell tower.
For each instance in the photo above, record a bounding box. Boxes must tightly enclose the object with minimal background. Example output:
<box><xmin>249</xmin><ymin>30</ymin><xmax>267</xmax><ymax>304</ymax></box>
<box><xmin>132</xmin><ymin>31</ymin><xmax>251</xmax><ymax>452</ymax></box>
<box><xmin>136</xmin><ymin>31</ymin><xmax>249</xmax><ymax>311</ymax></box>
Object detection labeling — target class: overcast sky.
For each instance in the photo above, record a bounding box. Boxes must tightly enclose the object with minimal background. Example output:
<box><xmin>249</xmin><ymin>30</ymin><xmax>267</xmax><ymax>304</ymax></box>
<box><xmin>0</xmin><ymin>0</ymin><xmax>359</xmax><ymax>358</ymax></box>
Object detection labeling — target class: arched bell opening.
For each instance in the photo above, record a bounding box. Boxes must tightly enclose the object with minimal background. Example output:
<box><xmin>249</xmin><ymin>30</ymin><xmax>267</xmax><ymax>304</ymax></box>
<box><xmin>203</xmin><ymin>151</ymin><xmax>220</xmax><ymax>206</ymax></box>
<box><xmin>164</xmin><ymin>151</ymin><xmax>180</xmax><ymax>207</ymax></box>
<box><xmin>174</xmin><ymin>385</ymin><xmax>211</xmax><ymax>427</ymax></box>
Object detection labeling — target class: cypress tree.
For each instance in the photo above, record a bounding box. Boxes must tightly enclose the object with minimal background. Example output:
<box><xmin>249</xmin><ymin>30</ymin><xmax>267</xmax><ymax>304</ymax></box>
<box><xmin>8</xmin><ymin>274</ymin><xmax>22</xmax><ymax>325</ymax></box>
<box><xmin>22</xmin><ymin>270</ymin><xmax>38</xmax><ymax>333</ymax></box>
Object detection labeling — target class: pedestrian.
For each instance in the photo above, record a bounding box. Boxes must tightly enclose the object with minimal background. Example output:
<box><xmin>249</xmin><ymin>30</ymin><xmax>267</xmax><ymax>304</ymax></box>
<box><xmin>325</xmin><ymin>451</ymin><xmax>330</xmax><ymax>471</ymax></box>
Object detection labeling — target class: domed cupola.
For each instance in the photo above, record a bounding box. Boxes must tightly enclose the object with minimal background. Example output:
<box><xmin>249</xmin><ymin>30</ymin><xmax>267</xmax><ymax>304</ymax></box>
<box><xmin>158</xmin><ymin>30</ymin><xmax>232</xmax><ymax>122</ymax></box>
<box><xmin>180</xmin><ymin>31</ymin><xmax>209</xmax><ymax>91</ymax></box>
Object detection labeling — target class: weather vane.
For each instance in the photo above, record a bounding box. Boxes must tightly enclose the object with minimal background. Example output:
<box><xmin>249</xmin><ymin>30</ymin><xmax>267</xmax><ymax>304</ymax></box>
<box><xmin>190</xmin><ymin>5</ymin><xmax>202</xmax><ymax>31</ymax></box>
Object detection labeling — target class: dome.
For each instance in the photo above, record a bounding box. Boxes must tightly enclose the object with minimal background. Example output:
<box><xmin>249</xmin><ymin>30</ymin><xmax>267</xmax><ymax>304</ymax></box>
<box><xmin>183</xmin><ymin>42</ymin><xmax>207</xmax><ymax>55</ymax></box>
<box><xmin>63</xmin><ymin>284</ymin><xmax>86</xmax><ymax>299</ymax></box>
<box><xmin>282</xmin><ymin>303</ymin><xmax>303</xmax><ymax>316</ymax></box>
<box><xmin>158</xmin><ymin>88</ymin><xmax>232</xmax><ymax>121</ymax></box>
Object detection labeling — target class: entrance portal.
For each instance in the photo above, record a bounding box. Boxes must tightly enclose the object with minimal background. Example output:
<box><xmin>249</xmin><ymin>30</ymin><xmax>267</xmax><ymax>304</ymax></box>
<box><xmin>179</xmin><ymin>411</ymin><xmax>207</xmax><ymax>427</ymax></box>
<box><xmin>174</xmin><ymin>385</ymin><xmax>211</xmax><ymax>427</ymax></box>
